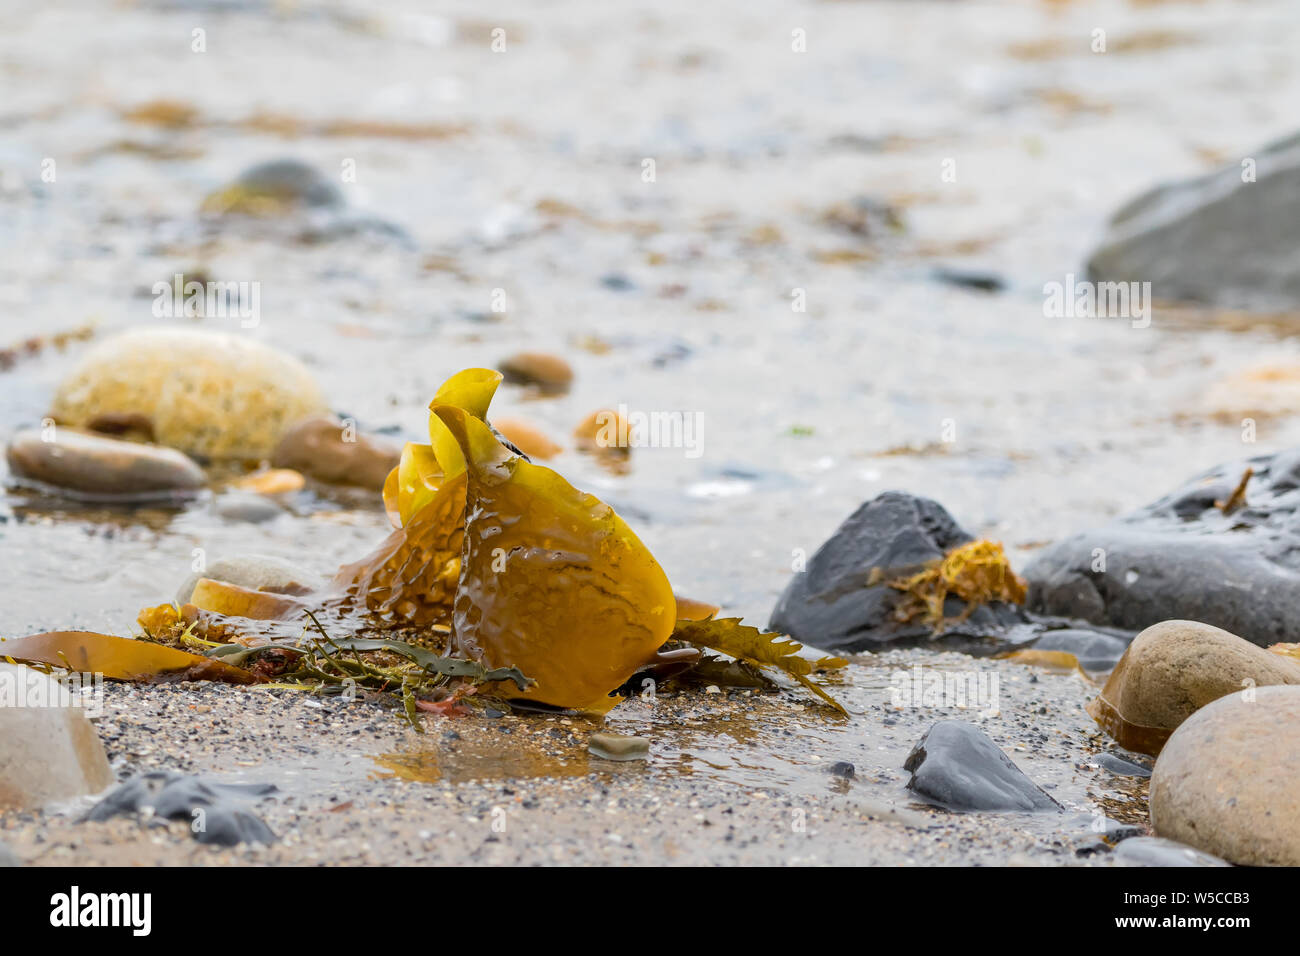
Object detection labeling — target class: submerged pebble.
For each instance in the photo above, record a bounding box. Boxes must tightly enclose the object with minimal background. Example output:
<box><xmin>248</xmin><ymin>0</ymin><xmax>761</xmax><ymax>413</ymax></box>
<box><xmin>492</xmin><ymin>418</ymin><xmax>563</xmax><ymax>460</ymax></box>
<box><xmin>174</xmin><ymin>553</ymin><xmax>325</xmax><ymax>606</ymax></box>
<box><xmin>1112</xmin><ymin>836</ymin><xmax>1231</xmax><ymax>868</ymax></box>
<box><xmin>213</xmin><ymin>490</ymin><xmax>285</xmax><ymax>523</ymax></box>
<box><xmin>1095</xmin><ymin>752</ymin><xmax>1152</xmax><ymax>778</ymax></box>
<box><xmin>6</xmin><ymin>427</ymin><xmax>205</xmax><ymax>500</ymax></box>
<box><xmin>201</xmin><ymin>158</ymin><xmax>344</xmax><ymax>216</ymax></box>
<box><xmin>587</xmin><ymin>733</ymin><xmax>650</xmax><ymax>762</ymax></box>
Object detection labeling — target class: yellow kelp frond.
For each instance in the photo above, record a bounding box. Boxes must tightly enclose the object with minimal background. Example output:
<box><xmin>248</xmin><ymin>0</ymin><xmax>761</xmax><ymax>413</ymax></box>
<box><xmin>427</xmin><ymin>367</ymin><xmax>503</xmax><ymax>483</ymax></box>
<box><xmin>672</xmin><ymin>617</ymin><xmax>848</xmax><ymax>714</ymax></box>
<box><xmin>379</xmin><ymin>368</ymin><xmax>503</xmax><ymax>529</ymax></box>
<box><xmin>434</xmin><ymin>404</ymin><xmax>676</xmax><ymax>710</ymax></box>
<box><xmin>887</xmin><ymin>539</ymin><xmax>1026</xmax><ymax>633</ymax></box>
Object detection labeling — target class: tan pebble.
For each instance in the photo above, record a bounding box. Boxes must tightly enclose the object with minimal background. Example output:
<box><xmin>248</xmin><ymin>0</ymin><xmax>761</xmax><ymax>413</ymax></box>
<box><xmin>233</xmin><ymin>468</ymin><xmax>305</xmax><ymax>495</ymax></box>
<box><xmin>498</xmin><ymin>352</ymin><xmax>573</xmax><ymax>393</ymax></box>
<box><xmin>493</xmin><ymin>418</ymin><xmax>562</xmax><ymax>459</ymax></box>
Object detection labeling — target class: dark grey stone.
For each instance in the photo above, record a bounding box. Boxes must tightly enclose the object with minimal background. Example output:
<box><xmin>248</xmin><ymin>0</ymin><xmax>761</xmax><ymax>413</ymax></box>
<box><xmin>1096</xmin><ymin>752</ymin><xmax>1153</xmax><ymax>778</ymax></box>
<box><xmin>1087</xmin><ymin>131</ymin><xmax>1300</xmax><ymax>312</ymax></box>
<box><xmin>903</xmin><ymin>721</ymin><xmax>1060</xmax><ymax>812</ymax></box>
<box><xmin>1025</xmin><ymin>449</ymin><xmax>1300</xmax><ymax>647</ymax></box>
<box><xmin>85</xmin><ymin>771</ymin><xmax>277</xmax><ymax>846</ymax></box>
<box><xmin>769</xmin><ymin>491</ymin><xmax>1033</xmax><ymax>651</ymax></box>
<box><xmin>1031</xmin><ymin>627</ymin><xmax>1131</xmax><ymax>672</ymax></box>
<box><xmin>231</xmin><ymin>159</ymin><xmax>344</xmax><ymax>209</ymax></box>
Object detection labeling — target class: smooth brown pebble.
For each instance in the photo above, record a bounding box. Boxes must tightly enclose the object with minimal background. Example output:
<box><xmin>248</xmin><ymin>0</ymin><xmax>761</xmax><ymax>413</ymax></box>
<box><xmin>498</xmin><ymin>352</ymin><xmax>573</xmax><ymax>393</ymax></box>
<box><xmin>1151</xmin><ymin>684</ymin><xmax>1300</xmax><ymax>865</ymax></box>
<box><xmin>6</xmin><ymin>427</ymin><xmax>205</xmax><ymax>499</ymax></box>
<box><xmin>271</xmin><ymin>416</ymin><xmax>401</xmax><ymax>490</ymax></box>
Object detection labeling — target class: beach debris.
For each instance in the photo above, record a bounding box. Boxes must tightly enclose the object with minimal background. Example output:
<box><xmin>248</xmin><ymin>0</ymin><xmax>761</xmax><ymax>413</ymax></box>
<box><xmin>0</xmin><ymin>321</ymin><xmax>95</xmax><ymax>373</ymax></box>
<box><xmin>1215</xmin><ymin>466</ymin><xmax>1253</xmax><ymax>514</ymax></box>
<box><xmin>436</xmin><ymin>402</ymin><xmax>676</xmax><ymax>710</ymax></box>
<box><xmin>0</xmin><ymin>631</ymin><xmax>258</xmax><ymax>684</ymax></box>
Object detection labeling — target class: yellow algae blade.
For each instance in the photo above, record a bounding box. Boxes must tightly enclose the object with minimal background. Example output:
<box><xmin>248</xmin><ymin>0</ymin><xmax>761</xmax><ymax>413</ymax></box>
<box><xmin>434</xmin><ymin>404</ymin><xmax>676</xmax><ymax>710</ymax></box>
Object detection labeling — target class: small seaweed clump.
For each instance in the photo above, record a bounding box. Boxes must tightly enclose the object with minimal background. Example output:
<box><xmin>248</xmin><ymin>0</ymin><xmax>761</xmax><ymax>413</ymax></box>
<box><xmin>887</xmin><ymin>539</ymin><xmax>1026</xmax><ymax>633</ymax></box>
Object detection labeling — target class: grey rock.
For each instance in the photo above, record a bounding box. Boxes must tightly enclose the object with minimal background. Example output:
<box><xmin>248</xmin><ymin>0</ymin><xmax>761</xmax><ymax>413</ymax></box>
<box><xmin>6</xmin><ymin>428</ymin><xmax>205</xmax><ymax>501</ymax></box>
<box><xmin>1026</xmin><ymin>448</ymin><xmax>1300</xmax><ymax>646</ymax></box>
<box><xmin>1032</xmin><ymin>627</ymin><xmax>1131</xmax><ymax>672</ymax></box>
<box><xmin>1113</xmin><ymin>836</ymin><xmax>1231</xmax><ymax>867</ymax></box>
<box><xmin>0</xmin><ymin>663</ymin><xmax>115</xmax><ymax>810</ymax></box>
<box><xmin>213</xmin><ymin>490</ymin><xmax>285</xmax><ymax>523</ymax></box>
<box><xmin>1087</xmin><ymin>131</ymin><xmax>1300</xmax><ymax>312</ymax></box>
<box><xmin>86</xmin><ymin>771</ymin><xmax>277</xmax><ymax>846</ymax></box>
<box><xmin>1061</xmin><ymin>812</ymin><xmax>1143</xmax><ymax>855</ymax></box>
<box><xmin>903</xmin><ymin>720</ymin><xmax>1060</xmax><ymax>812</ymax></box>
<box><xmin>770</xmin><ymin>491</ymin><xmax>1033</xmax><ymax>651</ymax></box>
<box><xmin>1096</xmin><ymin>752</ymin><xmax>1152</xmax><ymax>778</ymax></box>
<box><xmin>225</xmin><ymin>158</ymin><xmax>343</xmax><ymax>210</ymax></box>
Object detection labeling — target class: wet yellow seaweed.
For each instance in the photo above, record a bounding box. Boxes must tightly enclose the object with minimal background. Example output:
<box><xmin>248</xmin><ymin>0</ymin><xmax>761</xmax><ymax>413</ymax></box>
<box><xmin>0</xmin><ymin>630</ymin><xmax>258</xmax><ymax>684</ymax></box>
<box><xmin>435</xmin><ymin>404</ymin><xmax>677</xmax><ymax>710</ymax></box>
<box><xmin>887</xmin><ymin>539</ymin><xmax>1026</xmax><ymax>632</ymax></box>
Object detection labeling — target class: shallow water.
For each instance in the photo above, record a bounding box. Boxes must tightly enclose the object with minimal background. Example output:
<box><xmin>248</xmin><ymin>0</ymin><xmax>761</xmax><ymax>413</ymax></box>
<box><xmin>0</xmin><ymin>1</ymin><xmax>1295</xmax><ymax>827</ymax></box>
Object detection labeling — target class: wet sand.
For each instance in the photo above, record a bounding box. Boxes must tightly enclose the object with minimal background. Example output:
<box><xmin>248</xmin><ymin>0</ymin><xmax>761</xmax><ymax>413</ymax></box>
<box><xmin>2</xmin><ymin>652</ymin><xmax>1146</xmax><ymax>866</ymax></box>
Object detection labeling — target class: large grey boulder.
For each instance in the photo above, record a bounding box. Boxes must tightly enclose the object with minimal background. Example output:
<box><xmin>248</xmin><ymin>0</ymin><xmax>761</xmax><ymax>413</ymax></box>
<box><xmin>1026</xmin><ymin>448</ymin><xmax>1300</xmax><ymax>646</ymax></box>
<box><xmin>1087</xmin><ymin>132</ymin><xmax>1300</xmax><ymax>312</ymax></box>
